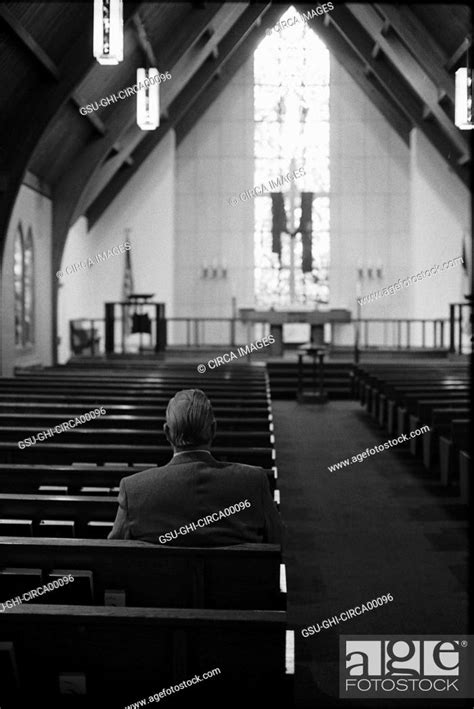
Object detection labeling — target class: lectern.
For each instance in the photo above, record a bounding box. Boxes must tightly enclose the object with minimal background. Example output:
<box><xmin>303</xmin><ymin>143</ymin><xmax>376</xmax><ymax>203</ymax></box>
<box><xmin>297</xmin><ymin>344</ymin><xmax>328</xmax><ymax>404</ymax></box>
<box><xmin>105</xmin><ymin>295</ymin><xmax>166</xmax><ymax>354</ymax></box>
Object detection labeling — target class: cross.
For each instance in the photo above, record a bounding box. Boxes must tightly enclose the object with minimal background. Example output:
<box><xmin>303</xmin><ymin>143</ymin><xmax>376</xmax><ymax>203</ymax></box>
<box><xmin>286</xmin><ymin>157</ymin><xmax>300</xmax><ymax>305</ymax></box>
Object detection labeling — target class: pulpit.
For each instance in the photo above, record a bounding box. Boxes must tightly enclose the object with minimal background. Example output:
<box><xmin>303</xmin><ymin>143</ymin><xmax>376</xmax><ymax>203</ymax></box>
<box><xmin>105</xmin><ymin>295</ymin><xmax>166</xmax><ymax>354</ymax></box>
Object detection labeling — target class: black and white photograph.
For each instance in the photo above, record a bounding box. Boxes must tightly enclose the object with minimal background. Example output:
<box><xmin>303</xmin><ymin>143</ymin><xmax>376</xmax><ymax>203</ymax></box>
<box><xmin>0</xmin><ymin>1</ymin><xmax>472</xmax><ymax>707</ymax></box>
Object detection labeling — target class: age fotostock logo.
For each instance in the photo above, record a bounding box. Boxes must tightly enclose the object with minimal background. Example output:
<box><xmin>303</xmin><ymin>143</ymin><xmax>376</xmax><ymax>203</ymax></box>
<box><xmin>339</xmin><ymin>636</ymin><xmax>474</xmax><ymax>699</ymax></box>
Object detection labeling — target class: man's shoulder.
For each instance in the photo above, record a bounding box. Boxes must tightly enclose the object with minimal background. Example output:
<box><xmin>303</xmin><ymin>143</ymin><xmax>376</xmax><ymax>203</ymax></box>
<box><xmin>224</xmin><ymin>462</ymin><xmax>268</xmax><ymax>482</ymax></box>
<box><xmin>121</xmin><ymin>465</ymin><xmax>167</xmax><ymax>490</ymax></box>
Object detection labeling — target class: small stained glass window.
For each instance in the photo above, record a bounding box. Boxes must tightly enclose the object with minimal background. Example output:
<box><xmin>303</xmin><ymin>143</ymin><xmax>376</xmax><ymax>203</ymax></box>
<box><xmin>14</xmin><ymin>225</ymin><xmax>35</xmax><ymax>348</ymax></box>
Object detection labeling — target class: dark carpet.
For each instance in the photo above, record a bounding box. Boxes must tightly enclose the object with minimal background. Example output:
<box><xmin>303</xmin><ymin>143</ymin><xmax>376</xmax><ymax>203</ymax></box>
<box><xmin>273</xmin><ymin>400</ymin><xmax>469</xmax><ymax>709</ymax></box>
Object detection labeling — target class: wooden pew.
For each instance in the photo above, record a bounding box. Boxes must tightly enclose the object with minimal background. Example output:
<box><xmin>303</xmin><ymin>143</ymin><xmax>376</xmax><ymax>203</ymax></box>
<box><xmin>0</xmin><ymin>464</ymin><xmax>277</xmax><ymax>495</ymax></box>
<box><xmin>0</xmin><ymin>441</ymin><xmax>274</xmax><ymax>467</ymax></box>
<box><xmin>0</xmin><ymin>392</ymin><xmax>270</xmax><ymax>410</ymax></box>
<box><xmin>17</xmin><ymin>367</ymin><xmax>267</xmax><ymax>381</ymax></box>
<box><xmin>374</xmin><ymin>377</ymin><xmax>468</xmax><ymax>414</ymax></box>
<box><xmin>0</xmin><ymin>412</ymin><xmax>271</xmax><ymax>432</ymax></box>
<box><xmin>0</xmin><ymin>378</ymin><xmax>268</xmax><ymax>397</ymax></box>
<box><xmin>0</xmin><ymin>488</ymin><xmax>281</xmax><ymax>538</ymax></box>
<box><xmin>408</xmin><ymin>406</ymin><xmax>469</xmax><ymax>456</ymax></box>
<box><xmin>356</xmin><ymin>365</ymin><xmax>468</xmax><ymax>410</ymax></box>
<box><xmin>0</xmin><ymin>425</ymin><xmax>273</xmax><ymax>448</ymax></box>
<box><xmin>0</xmin><ymin>605</ymin><xmax>290</xmax><ymax>706</ymax></box>
<box><xmin>421</xmin><ymin>416</ymin><xmax>468</xmax><ymax>474</ymax></box>
<box><xmin>363</xmin><ymin>371</ymin><xmax>468</xmax><ymax>410</ymax></box>
<box><xmin>378</xmin><ymin>382</ymin><xmax>468</xmax><ymax>427</ymax></box>
<box><xmin>394</xmin><ymin>393</ymin><xmax>468</xmax><ymax>436</ymax></box>
<box><xmin>439</xmin><ymin>419</ymin><xmax>470</xmax><ymax>486</ymax></box>
<box><xmin>0</xmin><ymin>538</ymin><xmax>284</xmax><ymax>610</ymax></box>
<box><xmin>459</xmin><ymin>450</ymin><xmax>471</xmax><ymax>504</ymax></box>
<box><xmin>0</xmin><ymin>401</ymin><xmax>271</xmax><ymax>419</ymax></box>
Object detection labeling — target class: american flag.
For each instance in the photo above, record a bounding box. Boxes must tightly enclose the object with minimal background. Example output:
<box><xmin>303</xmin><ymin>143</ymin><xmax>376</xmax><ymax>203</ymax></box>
<box><xmin>122</xmin><ymin>229</ymin><xmax>134</xmax><ymax>336</ymax></box>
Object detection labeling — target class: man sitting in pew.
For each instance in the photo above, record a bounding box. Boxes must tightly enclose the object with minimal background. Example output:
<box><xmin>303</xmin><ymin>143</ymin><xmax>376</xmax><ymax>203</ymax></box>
<box><xmin>108</xmin><ymin>389</ymin><xmax>282</xmax><ymax>545</ymax></box>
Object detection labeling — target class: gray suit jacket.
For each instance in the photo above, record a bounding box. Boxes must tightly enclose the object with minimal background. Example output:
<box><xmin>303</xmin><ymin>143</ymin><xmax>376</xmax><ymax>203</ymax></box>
<box><xmin>108</xmin><ymin>450</ymin><xmax>282</xmax><ymax>545</ymax></box>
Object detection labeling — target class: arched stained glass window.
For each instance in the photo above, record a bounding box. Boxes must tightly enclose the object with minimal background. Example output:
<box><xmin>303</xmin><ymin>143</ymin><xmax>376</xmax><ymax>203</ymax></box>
<box><xmin>254</xmin><ymin>6</ymin><xmax>330</xmax><ymax>308</ymax></box>
<box><xmin>14</xmin><ymin>225</ymin><xmax>35</xmax><ymax>348</ymax></box>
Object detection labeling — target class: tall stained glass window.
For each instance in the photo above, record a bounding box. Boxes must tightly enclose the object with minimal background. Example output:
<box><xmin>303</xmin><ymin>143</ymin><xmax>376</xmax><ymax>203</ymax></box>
<box><xmin>254</xmin><ymin>7</ymin><xmax>330</xmax><ymax>308</ymax></box>
<box><xmin>14</xmin><ymin>225</ymin><xmax>35</xmax><ymax>348</ymax></box>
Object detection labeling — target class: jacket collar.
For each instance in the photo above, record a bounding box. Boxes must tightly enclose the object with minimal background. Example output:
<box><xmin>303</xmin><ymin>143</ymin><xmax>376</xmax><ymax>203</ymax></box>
<box><xmin>167</xmin><ymin>450</ymin><xmax>217</xmax><ymax>466</ymax></box>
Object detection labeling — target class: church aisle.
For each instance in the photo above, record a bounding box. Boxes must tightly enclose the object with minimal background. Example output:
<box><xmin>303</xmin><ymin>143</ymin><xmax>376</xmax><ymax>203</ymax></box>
<box><xmin>272</xmin><ymin>400</ymin><xmax>468</xmax><ymax>708</ymax></box>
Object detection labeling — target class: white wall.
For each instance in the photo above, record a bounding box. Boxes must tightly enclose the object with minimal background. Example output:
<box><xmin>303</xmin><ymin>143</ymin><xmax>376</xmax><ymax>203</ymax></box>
<box><xmin>58</xmin><ymin>131</ymin><xmax>175</xmax><ymax>362</ymax></box>
<box><xmin>329</xmin><ymin>54</ymin><xmax>411</xmax><ymax>346</ymax></box>
<box><xmin>409</xmin><ymin>129</ymin><xmax>470</xmax><ymax>320</ymax></box>
<box><xmin>0</xmin><ymin>185</ymin><xmax>53</xmax><ymax>375</ymax></box>
<box><xmin>174</xmin><ymin>57</ymin><xmax>254</xmax><ymax>344</ymax></box>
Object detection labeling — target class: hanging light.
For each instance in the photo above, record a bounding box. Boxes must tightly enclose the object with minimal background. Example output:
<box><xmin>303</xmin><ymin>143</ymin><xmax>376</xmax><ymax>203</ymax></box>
<box><xmin>136</xmin><ymin>67</ymin><xmax>160</xmax><ymax>131</ymax></box>
<box><xmin>455</xmin><ymin>67</ymin><xmax>473</xmax><ymax>130</ymax></box>
<box><xmin>93</xmin><ymin>0</ymin><xmax>123</xmax><ymax>65</ymax></box>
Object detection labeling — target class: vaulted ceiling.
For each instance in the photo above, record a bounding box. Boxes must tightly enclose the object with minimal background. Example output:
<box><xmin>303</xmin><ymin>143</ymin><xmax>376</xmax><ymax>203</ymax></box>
<box><xmin>0</xmin><ymin>1</ymin><xmax>471</xmax><ymax>269</ymax></box>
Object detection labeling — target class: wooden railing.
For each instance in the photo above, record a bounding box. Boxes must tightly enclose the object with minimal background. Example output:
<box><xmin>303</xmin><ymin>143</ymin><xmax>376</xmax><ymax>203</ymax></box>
<box><xmin>69</xmin><ymin>315</ymin><xmax>464</xmax><ymax>358</ymax></box>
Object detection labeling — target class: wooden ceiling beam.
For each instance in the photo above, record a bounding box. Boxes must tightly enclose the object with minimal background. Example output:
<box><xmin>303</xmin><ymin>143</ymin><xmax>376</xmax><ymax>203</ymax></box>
<box><xmin>347</xmin><ymin>4</ymin><xmax>469</xmax><ymax>162</ymax></box>
<box><xmin>0</xmin><ymin>5</ymin><xmax>60</xmax><ymax>80</ymax></box>
<box><xmin>176</xmin><ymin>1</ymin><xmax>411</xmax><ymax>149</ymax></box>
<box><xmin>445</xmin><ymin>36</ymin><xmax>471</xmax><ymax>72</ymax></box>
<box><xmin>71</xmin><ymin>92</ymin><xmax>107</xmax><ymax>136</ymax></box>
<box><xmin>52</xmin><ymin>2</ymin><xmax>230</xmax><ymax>269</ymax></box>
<box><xmin>296</xmin><ymin>3</ymin><xmax>411</xmax><ymax>146</ymax></box>
<box><xmin>79</xmin><ymin>3</ymin><xmax>238</xmax><ymax>219</ymax></box>
<box><xmin>0</xmin><ymin>3</ymin><xmax>143</xmax><ymax>266</ymax></box>
<box><xmin>328</xmin><ymin>5</ymin><xmax>469</xmax><ymax>187</ymax></box>
<box><xmin>132</xmin><ymin>14</ymin><xmax>157</xmax><ymax>67</ymax></box>
<box><xmin>375</xmin><ymin>4</ymin><xmax>454</xmax><ymax>103</ymax></box>
<box><xmin>86</xmin><ymin>3</ymin><xmax>281</xmax><ymax>228</ymax></box>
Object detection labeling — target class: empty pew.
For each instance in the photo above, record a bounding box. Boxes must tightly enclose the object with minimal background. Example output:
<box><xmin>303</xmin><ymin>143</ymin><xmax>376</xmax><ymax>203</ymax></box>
<box><xmin>439</xmin><ymin>419</ymin><xmax>470</xmax><ymax>487</ymax></box>
<box><xmin>0</xmin><ymin>538</ymin><xmax>284</xmax><ymax>610</ymax></box>
<box><xmin>393</xmin><ymin>392</ymin><xmax>468</xmax><ymax>436</ymax></box>
<box><xmin>0</xmin><ymin>605</ymin><xmax>290</xmax><ymax>706</ymax></box>
<box><xmin>0</xmin><ymin>378</ymin><xmax>267</xmax><ymax>403</ymax></box>
<box><xmin>0</xmin><ymin>392</ymin><xmax>270</xmax><ymax>411</ymax></box>
<box><xmin>408</xmin><ymin>405</ymin><xmax>469</xmax><ymax>457</ymax></box>
<box><xmin>459</xmin><ymin>450</ymin><xmax>471</xmax><ymax>504</ymax></box>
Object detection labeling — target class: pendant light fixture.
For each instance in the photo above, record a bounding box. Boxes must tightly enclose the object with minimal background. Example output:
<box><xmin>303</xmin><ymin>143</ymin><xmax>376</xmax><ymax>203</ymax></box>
<box><xmin>455</xmin><ymin>39</ymin><xmax>473</xmax><ymax>130</ymax></box>
<box><xmin>455</xmin><ymin>68</ymin><xmax>473</xmax><ymax>130</ymax></box>
<box><xmin>136</xmin><ymin>67</ymin><xmax>160</xmax><ymax>131</ymax></box>
<box><xmin>93</xmin><ymin>0</ymin><xmax>123</xmax><ymax>65</ymax></box>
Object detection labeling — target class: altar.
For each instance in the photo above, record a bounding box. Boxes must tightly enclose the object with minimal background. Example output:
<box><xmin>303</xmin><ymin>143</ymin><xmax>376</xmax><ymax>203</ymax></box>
<box><xmin>239</xmin><ymin>308</ymin><xmax>351</xmax><ymax>355</ymax></box>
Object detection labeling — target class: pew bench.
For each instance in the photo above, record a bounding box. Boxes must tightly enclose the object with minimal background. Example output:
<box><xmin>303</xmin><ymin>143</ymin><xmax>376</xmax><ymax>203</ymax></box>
<box><xmin>0</xmin><ymin>401</ymin><xmax>272</xmax><ymax>419</ymax></box>
<box><xmin>0</xmin><ymin>425</ymin><xmax>274</xmax><ymax>448</ymax></box>
<box><xmin>0</xmin><ymin>538</ymin><xmax>285</xmax><ymax>610</ymax></box>
<box><xmin>0</xmin><ymin>464</ymin><xmax>278</xmax><ymax>495</ymax></box>
<box><xmin>374</xmin><ymin>380</ymin><xmax>468</xmax><ymax>422</ymax></box>
<box><xmin>0</xmin><ymin>605</ymin><xmax>291</xmax><ymax>706</ymax></box>
<box><xmin>0</xmin><ymin>412</ymin><xmax>272</xmax><ymax>432</ymax></box>
<box><xmin>439</xmin><ymin>419</ymin><xmax>470</xmax><ymax>487</ymax></box>
<box><xmin>0</xmin><ymin>392</ymin><xmax>271</xmax><ymax>411</ymax></box>
<box><xmin>408</xmin><ymin>405</ymin><xmax>469</xmax><ymax>457</ymax></box>
<box><xmin>0</xmin><ymin>442</ymin><xmax>275</xmax><ymax>467</ymax></box>
<box><xmin>395</xmin><ymin>396</ymin><xmax>468</xmax><ymax>438</ymax></box>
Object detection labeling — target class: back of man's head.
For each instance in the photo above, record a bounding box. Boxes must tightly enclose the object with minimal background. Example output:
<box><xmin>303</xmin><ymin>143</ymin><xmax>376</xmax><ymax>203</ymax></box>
<box><xmin>165</xmin><ymin>389</ymin><xmax>215</xmax><ymax>449</ymax></box>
